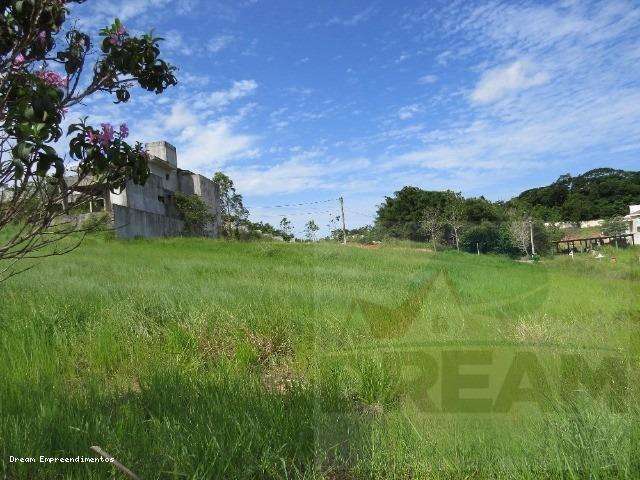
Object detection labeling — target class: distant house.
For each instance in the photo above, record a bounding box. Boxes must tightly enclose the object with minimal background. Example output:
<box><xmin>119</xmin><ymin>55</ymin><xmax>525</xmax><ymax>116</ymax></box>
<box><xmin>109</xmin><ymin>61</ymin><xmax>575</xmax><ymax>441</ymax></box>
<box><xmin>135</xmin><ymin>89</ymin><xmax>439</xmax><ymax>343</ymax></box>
<box><xmin>624</xmin><ymin>205</ymin><xmax>640</xmax><ymax>244</ymax></box>
<box><xmin>66</xmin><ymin>140</ymin><xmax>222</xmax><ymax>238</ymax></box>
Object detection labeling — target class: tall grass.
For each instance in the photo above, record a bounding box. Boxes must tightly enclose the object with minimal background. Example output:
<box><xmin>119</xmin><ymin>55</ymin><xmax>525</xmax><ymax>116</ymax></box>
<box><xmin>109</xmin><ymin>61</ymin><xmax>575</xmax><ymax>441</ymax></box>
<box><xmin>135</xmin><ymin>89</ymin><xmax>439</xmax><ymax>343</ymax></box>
<box><xmin>0</xmin><ymin>237</ymin><xmax>638</xmax><ymax>479</ymax></box>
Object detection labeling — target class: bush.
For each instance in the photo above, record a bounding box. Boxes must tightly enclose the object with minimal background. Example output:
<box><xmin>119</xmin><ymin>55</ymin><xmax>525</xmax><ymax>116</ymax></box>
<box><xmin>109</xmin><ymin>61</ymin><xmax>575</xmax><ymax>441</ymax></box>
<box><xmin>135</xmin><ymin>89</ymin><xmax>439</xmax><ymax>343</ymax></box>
<box><xmin>533</xmin><ymin>222</ymin><xmax>564</xmax><ymax>255</ymax></box>
<box><xmin>460</xmin><ymin>222</ymin><xmax>501</xmax><ymax>254</ymax></box>
<box><xmin>80</xmin><ymin>212</ymin><xmax>110</xmax><ymax>232</ymax></box>
<box><xmin>461</xmin><ymin>220</ymin><xmax>561</xmax><ymax>257</ymax></box>
<box><xmin>174</xmin><ymin>193</ymin><xmax>213</xmax><ymax>236</ymax></box>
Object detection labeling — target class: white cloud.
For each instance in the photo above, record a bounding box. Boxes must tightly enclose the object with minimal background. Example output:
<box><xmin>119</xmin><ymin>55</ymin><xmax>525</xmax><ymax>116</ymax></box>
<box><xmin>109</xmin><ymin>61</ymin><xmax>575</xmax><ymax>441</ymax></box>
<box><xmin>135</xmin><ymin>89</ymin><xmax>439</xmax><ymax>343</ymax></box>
<box><xmin>155</xmin><ymin>98</ymin><xmax>259</xmax><ymax>171</ymax></box>
<box><xmin>200</xmin><ymin>80</ymin><xmax>258</xmax><ymax>110</ymax></box>
<box><xmin>119</xmin><ymin>80</ymin><xmax>259</xmax><ymax>173</ymax></box>
<box><xmin>418</xmin><ymin>74</ymin><xmax>438</xmax><ymax>84</ymax></box>
<box><xmin>398</xmin><ymin>104</ymin><xmax>422</xmax><ymax>120</ymax></box>
<box><xmin>162</xmin><ymin>30</ymin><xmax>194</xmax><ymax>56</ymax></box>
<box><xmin>389</xmin><ymin>83</ymin><xmax>640</xmax><ymax>174</ymax></box>
<box><xmin>151</xmin><ymin>31</ymin><xmax>234</xmax><ymax>57</ymax></box>
<box><xmin>230</xmin><ymin>156</ymin><xmax>370</xmax><ymax>196</ymax></box>
<box><xmin>178</xmin><ymin>119</ymin><xmax>258</xmax><ymax>171</ymax></box>
<box><xmin>180</xmin><ymin>72</ymin><xmax>211</xmax><ymax>88</ymax></box>
<box><xmin>165</xmin><ymin>103</ymin><xmax>198</xmax><ymax>130</ymax></box>
<box><xmin>471</xmin><ymin>60</ymin><xmax>549</xmax><ymax>104</ymax></box>
<box><xmin>207</xmin><ymin>35</ymin><xmax>235</xmax><ymax>53</ymax></box>
<box><xmin>73</xmin><ymin>0</ymin><xmax>195</xmax><ymax>29</ymax></box>
<box><xmin>325</xmin><ymin>6</ymin><xmax>377</xmax><ymax>27</ymax></box>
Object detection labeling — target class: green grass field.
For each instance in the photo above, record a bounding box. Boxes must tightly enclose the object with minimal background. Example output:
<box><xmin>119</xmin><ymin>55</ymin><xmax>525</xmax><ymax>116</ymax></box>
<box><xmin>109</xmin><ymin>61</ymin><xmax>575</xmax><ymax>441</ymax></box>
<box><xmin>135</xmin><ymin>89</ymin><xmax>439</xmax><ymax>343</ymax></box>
<box><xmin>1</xmin><ymin>236</ymin><xmax>639</xmax><ymax>479</ymax></box>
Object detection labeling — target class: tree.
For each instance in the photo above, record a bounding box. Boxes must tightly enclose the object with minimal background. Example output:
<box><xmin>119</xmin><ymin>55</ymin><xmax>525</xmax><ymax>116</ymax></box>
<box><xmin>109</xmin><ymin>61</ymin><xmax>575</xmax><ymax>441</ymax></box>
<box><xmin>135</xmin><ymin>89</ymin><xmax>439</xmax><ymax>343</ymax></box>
<box><xmin>326</xmin><ymin>214</ymin><xmax>342</xmax><ymax>241</ymax></box>
<box><xmin>304</xmin><ymin>219</ymin><xmax>319</xmax><ymax>242</ymax></box>
<box><xmin>229</xmin><ymin>192</ymin><xmax>248</xmax><ymax>237</ymax></box>
<box><xmin>213</xmin><ymin>172</ymin><xmax>248</xmax><ymax>237</ymax></box>
<box><xmin>507</xmin><ymin>209</ymin><xmax>531</xmax><ymax>256</ymax></box>
<box><xmin>0</xmin><ymin>2</ymin><xmax>177</xmax><ymax>279</ymax></box>
<box><xmin>174</xmin><ymin>193</ymin><xmax>213</xmax><ymax>236</ymax></box>
<box><xmin>246</xmin><ymin>220</ymin><xmax>292</xmax><ymax>241</ymax></box>
<box><xmin>514</xmin><ymin>168</ymin><xmax>640</xmax><ymax>221</ymax></box>
<box><xmin>279</xmin><ymin>217</ymin><xmax>293</xmax><ymax>239</ymax></box>
<box><xmin>375</xmin><ymin>187</ymin><xmax>455</xmax><ymax>240</ymax></box>
<box><xmin>460</xmin><ymin>221</ymin><xmax>501</xmax><ymax>254</ymax></box>
<box><xmin>213</xmin><ymin>171</ymin><xmax>234</xmax><ymax>218</ymax></box>
<box><xmin>420</xmin><ymin>206</ymin><xmax>443</xmax><ymax>251</ymax></box>
<box><xmin>444</xmin><ymin>193</ymin><xmax>466</xmax><ymax>251</ymax></box>
<box><xmin>601</xmin><ymin>216</ymin><xmax>628</xmax><ymax>237</ymax></box>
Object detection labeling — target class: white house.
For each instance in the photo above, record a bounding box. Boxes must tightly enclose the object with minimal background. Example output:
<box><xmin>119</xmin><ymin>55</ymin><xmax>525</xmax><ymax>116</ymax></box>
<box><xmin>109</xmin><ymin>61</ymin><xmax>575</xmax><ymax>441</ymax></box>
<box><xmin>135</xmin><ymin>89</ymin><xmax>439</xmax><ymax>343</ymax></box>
<box><xmin>625</xmin><ymin>205</ymin><xmax>640</xmax><ymax>245</ymax></box>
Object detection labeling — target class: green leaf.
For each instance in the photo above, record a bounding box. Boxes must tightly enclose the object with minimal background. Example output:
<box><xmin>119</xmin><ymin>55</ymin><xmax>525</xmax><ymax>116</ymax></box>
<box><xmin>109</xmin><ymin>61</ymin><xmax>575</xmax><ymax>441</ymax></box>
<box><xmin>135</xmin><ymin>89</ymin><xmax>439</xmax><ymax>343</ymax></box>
<box><xmin>12</xmin><ymin>142</ymin><xmax>32</xmax><ymax>161</ymax></box>
<box><xmin>12</xmin><ymin>160</ymin><xmax>25</xmax><ymax>180</ymax></box>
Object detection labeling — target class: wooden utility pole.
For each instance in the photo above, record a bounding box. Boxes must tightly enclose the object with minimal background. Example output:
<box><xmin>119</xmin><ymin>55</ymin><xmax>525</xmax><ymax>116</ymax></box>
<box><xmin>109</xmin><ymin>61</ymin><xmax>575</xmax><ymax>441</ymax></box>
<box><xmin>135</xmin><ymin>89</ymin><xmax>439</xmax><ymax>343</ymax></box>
<box><xmin>529</xmin><ymin>219</ymin><xmax>536</xmax><ymax>256</ymax></box>
<box><xmin>339</xmin><ymin>197</ymin><xmax>347</xmax><ymax>244</ymax></box>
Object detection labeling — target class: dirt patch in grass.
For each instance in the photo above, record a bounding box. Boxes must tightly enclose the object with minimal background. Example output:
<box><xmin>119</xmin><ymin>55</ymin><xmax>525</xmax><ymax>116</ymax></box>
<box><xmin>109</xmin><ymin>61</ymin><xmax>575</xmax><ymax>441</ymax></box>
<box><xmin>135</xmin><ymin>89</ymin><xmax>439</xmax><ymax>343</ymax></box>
<box><xmin>243</xmin><ymin>328</ymin><xmax>307</xmax><ymax>394</ymax></box>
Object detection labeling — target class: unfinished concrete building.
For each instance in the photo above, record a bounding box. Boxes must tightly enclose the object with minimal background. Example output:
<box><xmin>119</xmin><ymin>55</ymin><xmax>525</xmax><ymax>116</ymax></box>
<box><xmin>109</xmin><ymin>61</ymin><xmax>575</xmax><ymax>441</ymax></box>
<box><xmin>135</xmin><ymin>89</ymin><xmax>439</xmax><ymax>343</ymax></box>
<box><xmin>71</xmin><ymin>141</ymin><xmax>221</xmax><ymax>238</ymax></box>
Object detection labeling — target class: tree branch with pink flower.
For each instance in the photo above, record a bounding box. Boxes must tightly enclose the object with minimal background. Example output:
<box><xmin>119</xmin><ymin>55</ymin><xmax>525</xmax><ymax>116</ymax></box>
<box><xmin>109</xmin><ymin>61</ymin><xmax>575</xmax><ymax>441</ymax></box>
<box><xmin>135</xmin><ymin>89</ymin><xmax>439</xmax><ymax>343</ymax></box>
<box><xmin>0</xmin><ymin>0</ymin><xmax>178</xmax><ymax>280</ymax></box>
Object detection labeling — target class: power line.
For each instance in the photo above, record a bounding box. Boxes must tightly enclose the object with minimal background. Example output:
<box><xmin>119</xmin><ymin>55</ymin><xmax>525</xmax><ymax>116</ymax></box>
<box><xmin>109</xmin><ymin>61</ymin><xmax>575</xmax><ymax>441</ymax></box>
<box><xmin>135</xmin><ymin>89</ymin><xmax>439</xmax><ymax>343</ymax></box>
<box><xmin>249</xmin><ymin>198</ymin><xmax>338</xmax><ymax>209</ymax></box>
<box><xmin>350</xmin><ymin>210</ymin><xmax>373</xmax><ymax>218</ymax></box>
<box><xmin>254</xmin><ymin>209</ymin><xmax>339</xmax><ymax>217</ymax></box>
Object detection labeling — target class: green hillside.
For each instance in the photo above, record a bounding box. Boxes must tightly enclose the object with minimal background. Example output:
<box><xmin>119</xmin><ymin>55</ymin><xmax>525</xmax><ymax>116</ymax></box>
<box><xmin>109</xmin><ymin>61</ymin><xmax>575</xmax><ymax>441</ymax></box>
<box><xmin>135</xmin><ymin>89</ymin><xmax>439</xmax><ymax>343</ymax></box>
<box><xmin>514</xmin><ymin>168</ymin><xmax>640</xmax><ymax>221</ymax></box>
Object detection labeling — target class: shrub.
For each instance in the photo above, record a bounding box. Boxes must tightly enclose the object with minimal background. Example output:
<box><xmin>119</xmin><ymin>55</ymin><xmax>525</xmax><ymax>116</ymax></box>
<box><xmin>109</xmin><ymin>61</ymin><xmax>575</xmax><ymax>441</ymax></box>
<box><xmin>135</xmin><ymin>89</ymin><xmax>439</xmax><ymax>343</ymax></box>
<box><xmin>174</xmin><ymin>193</ymin><xmax>213</xmax><ymax>236</ymax></box>
<box><xmin>460</xmin><ymin>221</ymin><xmax>501</xmax><ymax>254</ymax></box>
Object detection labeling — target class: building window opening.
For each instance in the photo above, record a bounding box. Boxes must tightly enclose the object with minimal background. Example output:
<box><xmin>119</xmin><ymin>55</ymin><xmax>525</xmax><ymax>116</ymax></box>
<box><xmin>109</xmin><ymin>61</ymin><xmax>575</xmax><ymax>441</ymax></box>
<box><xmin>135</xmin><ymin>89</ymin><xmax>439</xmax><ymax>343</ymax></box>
<box><xmin>158</xmin><ymin>196</ymin><xmax>165</xmax><ymax>204</ymax></box>
<box><xmin>92</xmin><ymin>198</ymin><xmax>105</xmax><ymax>212</ymax></box>
<box><xmin>165</xmin><ymin>174</ymin><xmax>170</xmax><ymax>180</ymax></box>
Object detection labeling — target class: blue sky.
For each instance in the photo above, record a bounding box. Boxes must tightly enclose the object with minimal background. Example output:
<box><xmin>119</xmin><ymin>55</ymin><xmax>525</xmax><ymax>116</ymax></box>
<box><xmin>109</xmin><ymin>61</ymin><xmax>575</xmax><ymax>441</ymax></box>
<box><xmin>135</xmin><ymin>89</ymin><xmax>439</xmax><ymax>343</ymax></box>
<box><xmin>68</xmin><ymin>0</ymin><xmax>640</xmax><ymax>236</ymax></box>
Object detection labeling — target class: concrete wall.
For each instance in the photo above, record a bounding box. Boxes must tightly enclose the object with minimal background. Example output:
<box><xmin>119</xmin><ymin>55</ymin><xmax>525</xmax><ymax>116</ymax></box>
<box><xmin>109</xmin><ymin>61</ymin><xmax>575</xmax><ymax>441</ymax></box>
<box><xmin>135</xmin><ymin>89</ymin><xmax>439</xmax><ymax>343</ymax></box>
<box><xmin>112</xmin><ymin>204</ymin><xmax>184</xmax><ymax>238</ymax></box>
<box><xmin>111</xmin><ymin>174</ymin><xmax>167</xmax><ymax>215</ymax></box>
<box><xmin>579</xmin><ymin>219</ymin><xmax>604</xmax><ymax>229</ymax></box>
<box><xmin>103</xmin><ymin>141</ymin><xmax>223</xmax><ymax>239</ymax></box>
<box><xmin>177</xmin><ymin>172</ymin><xmax>221</xmax><ymax>237</ymax></box>
<box><xmin>193</xmin><ymin>174</ymin><xmax>221</xmax><ymax>237</ymax></box>
<box><xmin>544</xmin><ymin>221</ymin><xmax>577</xmax><ymax>229</ymax></box>
<box><xmin>148</xmin><ymin>159</ymin><xmax>177</xmax><ymax>192</ymax></box>
<box><xmin>146</xmin><ymin>141</ymin><xmax>177</xmax><ymax>167</ymax></box>
<box><xmin>177</xmin><ymin>171</ymin><xmax>196</xmax><ymax>196</ymax></box>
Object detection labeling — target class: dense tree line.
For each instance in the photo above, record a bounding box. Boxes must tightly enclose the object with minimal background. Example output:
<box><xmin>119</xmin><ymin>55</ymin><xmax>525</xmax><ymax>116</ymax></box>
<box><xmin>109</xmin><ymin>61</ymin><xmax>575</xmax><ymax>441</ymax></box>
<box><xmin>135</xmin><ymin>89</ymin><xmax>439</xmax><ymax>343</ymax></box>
<box><xmin>513</xmin><ymin>168</ymin><xmax>640</xmax><ymax>221</ymax></box>
<box><xmin>368</xmin><ymin>167</ymin><xmax>639</xmax><ymax>255</ymax></box>
<box><xmin>375</xmin><ymin>187</ymin><xmax>504</xmax><ymax>241</ymax></box>
<box><xmin>372</xmin><ymin>187</ymin><xmax>562</xmax><ymax>256</ymax></box>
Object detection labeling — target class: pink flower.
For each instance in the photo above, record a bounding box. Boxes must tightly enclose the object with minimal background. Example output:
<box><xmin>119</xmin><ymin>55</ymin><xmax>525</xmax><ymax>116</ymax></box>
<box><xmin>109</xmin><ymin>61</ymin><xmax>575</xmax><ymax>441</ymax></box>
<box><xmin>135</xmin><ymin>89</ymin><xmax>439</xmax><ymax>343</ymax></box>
<box><xmin>86</xmin><ymin>130</ymin><xmax>99</xmax><ymax>145</ymax></box>
<box><xmin>118</xmin><ymin>123</ymin><xmax>129</xmax><ymax>138</ymax></box>
<box><xmin>108</xmin><ymin>26</ymin><xmax>127</xmax><ymax>47</ymax></box>
<box><xmin>35</xmin><ymin>70</ymin><xmax>68</xmax><ymax>88</ymax></box>
<box><xmin>99</xmin><ymin>123</ymin><xmax>115</xmax><ymax>147</ymax></box>
<box><xmin>12</xmin><ymin>53</ymin><xmax>25</xmax><ymax>69</ymax></box>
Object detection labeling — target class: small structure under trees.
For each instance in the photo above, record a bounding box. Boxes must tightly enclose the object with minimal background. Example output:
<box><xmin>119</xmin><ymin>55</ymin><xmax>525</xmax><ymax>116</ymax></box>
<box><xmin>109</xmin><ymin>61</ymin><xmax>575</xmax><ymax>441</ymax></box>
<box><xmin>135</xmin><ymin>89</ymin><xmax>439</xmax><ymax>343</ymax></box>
<box><xmin>555</xmin><ymin>233</ymin><xmax>634</xmax><ymax>254</ymax></box>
